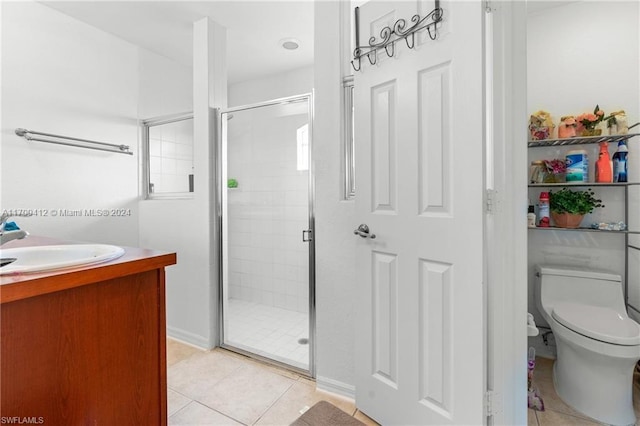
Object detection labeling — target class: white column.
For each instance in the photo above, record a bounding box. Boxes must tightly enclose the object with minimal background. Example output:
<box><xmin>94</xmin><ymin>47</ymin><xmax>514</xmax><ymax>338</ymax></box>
<box><xmin>313</xmin><ymin>0</ymin><xmax>358</xmax><ymax>396</ymax></box>
<box><xmin>193</xmin><ymin>17</ymin><xmax>227</xmax><ymax>347</ymax></box>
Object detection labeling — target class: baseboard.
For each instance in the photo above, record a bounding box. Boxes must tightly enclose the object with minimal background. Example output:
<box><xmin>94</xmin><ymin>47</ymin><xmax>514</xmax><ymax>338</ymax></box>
<box><xmin>167</xmin><ymin>325</ymin><xmax>213</xmax><ymax>350</ymax></box>
<box><xmin>315</xmin><ymin>375</ymin><xmax>356</xmax><ymax>400</ymax></box>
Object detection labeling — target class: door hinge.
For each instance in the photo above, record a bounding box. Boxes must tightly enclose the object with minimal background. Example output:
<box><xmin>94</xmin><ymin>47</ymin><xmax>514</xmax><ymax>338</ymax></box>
<box><xmin>485</xmin><ymin>189</ymin><xmax>498</xmax><ymax>214</ymax></box>
<box><xmin>485</xmin><ymin>390</ymin><xmax>502</xmax><ymax>417</ymax></box>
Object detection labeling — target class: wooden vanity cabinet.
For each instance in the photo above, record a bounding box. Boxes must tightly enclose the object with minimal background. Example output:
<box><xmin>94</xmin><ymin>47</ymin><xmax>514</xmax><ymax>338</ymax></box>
<box><xmin>0</xmin><ymin>237</ymin><xmax>176</xmax><ymax>425</ymax></box>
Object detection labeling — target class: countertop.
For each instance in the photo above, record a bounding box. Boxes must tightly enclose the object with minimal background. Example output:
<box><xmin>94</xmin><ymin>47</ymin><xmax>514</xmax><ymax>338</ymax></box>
<box><xmin>0</xmin><ymin>236</ymin><xmax>176</xmax><ymax>304</ymax></box>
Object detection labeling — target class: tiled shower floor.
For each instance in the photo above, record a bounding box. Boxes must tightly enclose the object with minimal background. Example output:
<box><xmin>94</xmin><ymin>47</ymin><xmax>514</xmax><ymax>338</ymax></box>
<box><xmin>224</xmin><ymin>299</ymin><xmax>309</xmax><ymax>370</ymax></box>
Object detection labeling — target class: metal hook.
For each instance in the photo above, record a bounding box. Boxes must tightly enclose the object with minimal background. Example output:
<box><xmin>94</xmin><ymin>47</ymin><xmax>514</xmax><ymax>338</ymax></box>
<box><xmin>404</xmin><ymin>33</ymin><xmax>415</xmax><ymax>49</ymax></box>
<box><xmin>351</xmin><ymin>3</ymin><xmax>442</xmax><ymax>72</ymax></box>
<box><xmin>384</xmin><ymin>42</ymin><xmax>395</xmax><ymax>57</ymax></box>
<box><xmin>427</xmin><ymin>24</ymin><xmax>437</xmax><ymax>41</ymax></box>
<box><xmin>351</xmin><ymin>57</ymin><xmax>361</xmax><ymax>72</ymax></box>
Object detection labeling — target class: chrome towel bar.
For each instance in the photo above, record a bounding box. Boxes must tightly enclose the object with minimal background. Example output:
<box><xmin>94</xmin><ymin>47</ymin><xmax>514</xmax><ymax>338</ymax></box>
<box><xmin>15</xmin><ymin>128</ymin><xmax>133</xmax><ymax>155</ymax></box>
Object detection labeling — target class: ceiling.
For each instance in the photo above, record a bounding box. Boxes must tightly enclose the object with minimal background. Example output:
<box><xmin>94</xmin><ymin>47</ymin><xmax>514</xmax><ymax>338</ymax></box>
<box><xmin>41</xmin><ymin>1</ymin><xmax>315</xmax><ymax>84</ymax></box>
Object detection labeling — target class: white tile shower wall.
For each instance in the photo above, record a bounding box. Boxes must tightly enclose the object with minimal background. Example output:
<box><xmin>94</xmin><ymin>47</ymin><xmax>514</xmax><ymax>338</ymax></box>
<box><xmin>149</xmin><ymin>119</ymin><xmax>193</xmax><ymax>194</ymax></box>
<box><xmin>226</xmin><ymin>112</ymin><xmax>309</xmax><ymax>313</ymax></box>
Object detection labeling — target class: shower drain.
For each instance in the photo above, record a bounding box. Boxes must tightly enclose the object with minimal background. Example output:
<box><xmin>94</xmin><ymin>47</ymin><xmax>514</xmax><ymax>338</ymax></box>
<box><xmin>297</xmin><ymin>338</ymin><xmax>309</xmax><ymax>345</ymax></box>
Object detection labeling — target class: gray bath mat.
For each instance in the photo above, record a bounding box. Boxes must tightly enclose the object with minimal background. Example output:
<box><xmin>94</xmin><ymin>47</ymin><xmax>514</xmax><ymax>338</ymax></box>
<box><xmin>290</xmin><ymin>401</ymin><xmax>366</xmax><ymax>426</ymax></box>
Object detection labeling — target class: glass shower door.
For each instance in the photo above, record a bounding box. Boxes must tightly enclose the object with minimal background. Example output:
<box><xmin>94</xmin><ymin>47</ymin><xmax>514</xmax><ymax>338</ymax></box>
<box><xmin>220</xmin><ymin>95</ymin><xmax>313</xmax><ymax>373</ymax></box>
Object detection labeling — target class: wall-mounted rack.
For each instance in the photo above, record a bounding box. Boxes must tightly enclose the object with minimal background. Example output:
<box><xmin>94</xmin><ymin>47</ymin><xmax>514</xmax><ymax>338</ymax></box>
<box><xmin>351</xmin><ymin>1</ymin><xmax>443</xmax><ymax>72</ymax></box>
<box><xmin>15</xmin><ymin>128</ymin><xmax>133</xmax><ymax>155</ymax></box>
<box><xmin>528</xmin><ymin>132</ymin><xmax>639</xmax><ymax>148</ymax></box>
<box><xmin>527</xmin><ymin>130</ymin><xmax>639</xmax><ymax>308</ymax></box>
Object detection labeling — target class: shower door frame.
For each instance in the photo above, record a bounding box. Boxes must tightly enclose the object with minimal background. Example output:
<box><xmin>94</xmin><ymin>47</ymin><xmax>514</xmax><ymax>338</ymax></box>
<box><xmin>217</xmin><ymin>93</ymin><xmax>316</xmax><ymax>377</ymax></box>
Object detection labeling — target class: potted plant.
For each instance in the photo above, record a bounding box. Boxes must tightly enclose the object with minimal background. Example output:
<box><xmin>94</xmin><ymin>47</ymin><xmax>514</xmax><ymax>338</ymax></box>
<box><xmin>576</xmin><ymin>105</ymin><xmax>611</xmax><ymax>136</ymax></box>
<box><xmin>549</xmin><ymin>188</ymin><xmax>604</xmax><ymax>228</ymax></box>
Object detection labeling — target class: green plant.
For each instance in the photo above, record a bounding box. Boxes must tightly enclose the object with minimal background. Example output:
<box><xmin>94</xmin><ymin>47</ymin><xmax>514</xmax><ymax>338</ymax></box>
<box><xmin>549</xmin><ymin>188</ymin><xmax>604</xmax><ymax>215</ymax></box>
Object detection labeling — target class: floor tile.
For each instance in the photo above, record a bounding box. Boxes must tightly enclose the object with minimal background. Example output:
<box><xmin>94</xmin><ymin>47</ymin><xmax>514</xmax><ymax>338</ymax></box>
<box><xmin>168</xmin><ymin>389</ymin><xmax>192</xmax><ymax>417</ymax></box>
<box><xmin>223</xmin><ymin>349</ymin><xmax>302</xmax><ymax>381</ymax></box>
<box><xmin>534</xmin><ymin>357</ymin><xmax>640</xmax><ymax>426</ymax></box>
<box><xmin>531</xmin><ymin>357</ymin><xmax>593</xmax><ymax>421</ymax></box>
<box><xmin>536</xmin><ymin>409</ymin><xmax>601</xmax><ymax>426</ymax></box>
<box><xmin>527</xmin><ymin>409</ymin><xmax>538</xmax><ymax>426</ymax></box>
<box><xmin>169</xmin><ymin>401</ymin><xmax>242</xmax><ymax>426</ymax></box>
<box><xmin>197</xmin><ymin>361</ymin><xmax>296</xmax><ymax>425</ymax></box>
<box><xmin>256</xmin><ymin>380</ymin><xmax>356</xmax><ymax>425</ymax></box>
<box><xmin>353</xmin><ymin>409</ymin><xmax>381</xmax><ymax>426</ymax></box>
<box><xmin>167</xmin><ymin>338</ymin><xmax>203</xmax><ymax>367</ymax></box>
<box><xmin>168</xmin><ymin>349</ymin><xmax>244</xmax><ymax>401</ymax></box>
<box><xmin>634</xmin><ymin>380</ymin><xmax>640</xmax><ymax>421</ymax></box>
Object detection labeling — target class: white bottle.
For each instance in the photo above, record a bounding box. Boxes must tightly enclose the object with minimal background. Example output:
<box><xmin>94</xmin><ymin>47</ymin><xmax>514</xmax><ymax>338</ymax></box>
<box><xmin>527</xmin><ymin>205</ymin><xmax>536</xmax><ymax>228</ymax></box>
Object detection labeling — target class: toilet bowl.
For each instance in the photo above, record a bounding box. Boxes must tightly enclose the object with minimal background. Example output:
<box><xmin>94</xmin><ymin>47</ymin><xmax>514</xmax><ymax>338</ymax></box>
<box><xmin>535</xmin><ymin>265</ymin><xmax>640</xmax><ymax>426</ymax></box>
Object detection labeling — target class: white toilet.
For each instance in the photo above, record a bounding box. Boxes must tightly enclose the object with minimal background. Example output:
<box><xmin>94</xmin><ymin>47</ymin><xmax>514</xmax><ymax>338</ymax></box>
<box><xmin>535</xmin><ymin>265</ymin><xmax>640</xmax><ymax>426</ymax></box>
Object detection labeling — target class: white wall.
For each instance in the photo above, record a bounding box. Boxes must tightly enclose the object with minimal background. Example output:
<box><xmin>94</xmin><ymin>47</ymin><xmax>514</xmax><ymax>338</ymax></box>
<box><xmin>313</xmin><ymin>1</ymin><xmax>358</xmax><ymax>395</ymax></box>
<box><xmin>527</xmin><ymin>0</ymin><xmax>640</xmax><ymax>355</ymax></box>
<box><xmin>1</xmin><ymin>1</ymin><xmax>139</xmax><ymax>247</ymax></box>
<box><xmin>228</xmin><ymin>66</ymin><xmax>313</xmax><ymax>107</ymax></box>
<box><xmin>138</xmin><ymin>19</ymin><xmax>227</xmax><ymax>349</ymax></box>
<box><xmin>138</xmin><ymin>49</ymin><xmax>194</xmax><ymax>194</ymax></box>
<box><xmin>137</xmin><ymin>49</ymin><xmax>211</xmax><ymax>346</ymax></box>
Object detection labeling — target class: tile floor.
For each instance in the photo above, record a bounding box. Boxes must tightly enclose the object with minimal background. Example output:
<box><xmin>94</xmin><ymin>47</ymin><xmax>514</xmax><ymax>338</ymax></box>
<box><xmin>167</xmin><ymin>338</ymin><xmax>379</xmax><ymax>426</ymax></box>
<box><xmin>224</xmin><ymin>299</ymin><xmax>308</xmax><ymax>370</ymax></box>
<box><xmin>528</xmin><ymin>357</ymin><xmax>640</xmax><ymax>426</ymax></box>
<box><xmin>169</xmin><ymin>342</ymin><xmax>640</xmax><ymax>425</ymax></box>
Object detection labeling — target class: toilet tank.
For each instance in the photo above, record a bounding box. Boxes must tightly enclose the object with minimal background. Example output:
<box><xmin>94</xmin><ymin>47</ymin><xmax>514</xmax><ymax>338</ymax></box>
<box><xmin>535</xmin><ymin>265</ymin><xmax>625</xmax><ymax>316</ymax></box>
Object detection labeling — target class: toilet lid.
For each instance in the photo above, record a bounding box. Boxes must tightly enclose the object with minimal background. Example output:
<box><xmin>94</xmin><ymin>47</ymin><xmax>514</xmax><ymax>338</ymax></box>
<box><xmin>552</xmin><ymin>302</ymin><xmax>640</xmax><ymax>346</ymax></box>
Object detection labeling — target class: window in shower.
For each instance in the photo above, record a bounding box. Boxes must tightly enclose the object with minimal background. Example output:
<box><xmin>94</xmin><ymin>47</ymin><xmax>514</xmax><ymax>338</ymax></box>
<box><xmin>297</xmin><ymin>124</ymin><xmax>309</xmax><ymax>171</ymax></box>
<box><xmin>142</xmin><ymin>112</ymin><xmax>194</xmax><ymax>199</ymax></box>
<box><xmin>220</xmin><ymin>94</ymin><xmax>314</xmax><ymax>375</ymax></box>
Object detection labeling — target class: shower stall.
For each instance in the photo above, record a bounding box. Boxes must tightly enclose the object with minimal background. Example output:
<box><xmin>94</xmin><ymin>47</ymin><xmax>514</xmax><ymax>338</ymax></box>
<box><xmin>219</xmin><ymin>94</ymin><xmax>315</xmax><ymax>375</ymax></box>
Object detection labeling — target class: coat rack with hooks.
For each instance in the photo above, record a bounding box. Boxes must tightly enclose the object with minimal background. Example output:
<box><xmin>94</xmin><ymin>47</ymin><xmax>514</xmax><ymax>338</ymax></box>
<box><xmin>351</xmin><ymin>1</ymin><xmax>443</xmax><ymax>72</ymax></box>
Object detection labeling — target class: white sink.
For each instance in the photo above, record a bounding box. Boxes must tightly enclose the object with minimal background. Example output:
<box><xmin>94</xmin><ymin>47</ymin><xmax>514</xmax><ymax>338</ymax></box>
<box><xmin>0</xmin><ymin>244</ymin><xmax>125</xmax><ymax>275</ymax></box>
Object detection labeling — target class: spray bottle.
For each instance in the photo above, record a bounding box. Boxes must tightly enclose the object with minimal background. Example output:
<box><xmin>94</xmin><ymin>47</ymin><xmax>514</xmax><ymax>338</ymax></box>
<box><xmin>595</xmin><ymin>142</ymin><xmax>613</xmax><ymax>183</ymax></box>
<box><xmin>538</xmin><ymin>192</ymin><xmax>550</xmax><ymax>227</ymax></box>
<box><xmin>612</xmin><ymin>141</ymin><xmax>628</xmax><ymax>183</ymax></box>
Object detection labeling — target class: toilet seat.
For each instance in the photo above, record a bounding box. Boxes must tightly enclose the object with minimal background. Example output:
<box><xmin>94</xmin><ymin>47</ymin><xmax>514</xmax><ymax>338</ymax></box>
<box><xmin>552</xmin><ymin>302</ymin><xmax>640</xmax><ymax>346</ymax></box>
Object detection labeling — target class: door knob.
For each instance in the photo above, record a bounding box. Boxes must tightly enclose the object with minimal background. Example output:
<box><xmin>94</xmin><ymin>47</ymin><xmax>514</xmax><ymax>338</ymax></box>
<box><xmin>354</xmin><ymin>224</ymin><xmax>376</xmax><ymax>239</ymax></box>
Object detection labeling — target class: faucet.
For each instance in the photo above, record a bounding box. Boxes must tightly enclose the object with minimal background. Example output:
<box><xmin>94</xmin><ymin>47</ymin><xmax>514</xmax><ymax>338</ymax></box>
<box><xmin>1</xmin><ymin>211</ymin><xmax>31</xmax><ymax>245</ymax></box>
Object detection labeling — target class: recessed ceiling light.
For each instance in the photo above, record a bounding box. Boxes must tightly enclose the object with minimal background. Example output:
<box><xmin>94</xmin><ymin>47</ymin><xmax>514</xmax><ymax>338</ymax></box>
<box><xmin>280</xmin><ymin>38</ymin><xmax>300</xmax><ymax>50</ymax></box>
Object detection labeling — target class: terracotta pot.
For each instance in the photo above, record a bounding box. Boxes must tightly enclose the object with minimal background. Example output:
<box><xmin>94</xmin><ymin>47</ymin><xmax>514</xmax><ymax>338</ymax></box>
<box><xmin>551</xmin><ymin>212</ymin><xmax>585</xmax><ymax>228</ymax></box>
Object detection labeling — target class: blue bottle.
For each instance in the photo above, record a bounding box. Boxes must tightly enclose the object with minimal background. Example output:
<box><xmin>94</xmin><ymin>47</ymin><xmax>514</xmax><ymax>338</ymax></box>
<box><xmin>612</xmin><ymin>141</ymin><xmax>628</xmax><ymax>183</ymax></box>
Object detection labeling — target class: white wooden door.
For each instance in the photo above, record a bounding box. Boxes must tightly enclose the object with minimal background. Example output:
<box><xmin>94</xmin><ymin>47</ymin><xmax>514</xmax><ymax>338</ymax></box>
<box><xmin>353</xmin><ymin>1</ymin><xmax>485</xmax><ymax>424</ymax></box>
